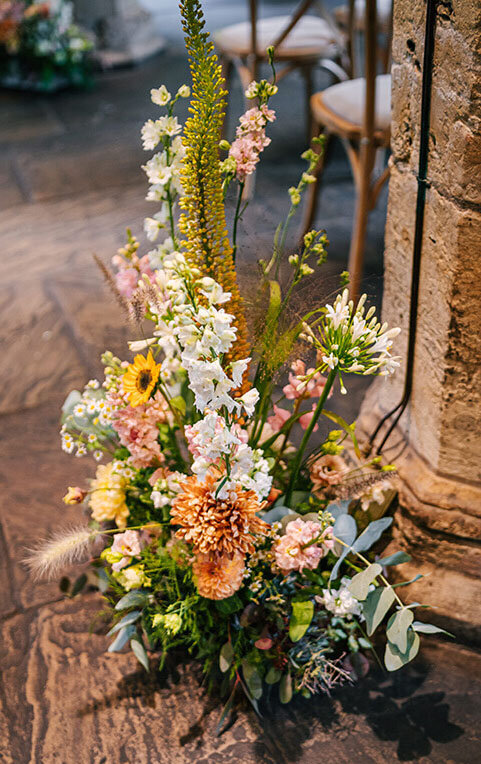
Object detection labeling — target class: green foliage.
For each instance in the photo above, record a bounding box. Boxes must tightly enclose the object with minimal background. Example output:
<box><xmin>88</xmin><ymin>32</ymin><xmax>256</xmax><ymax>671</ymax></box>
<box><xmin>386</xmin><ymin>608</ymin><xmax>414</xmax><ymax>653</ymax></box>
<box><xmin>384</xmin><ymin>630</ymin><xmax>420</xmax><ymax>671</ymax></box>
<box><xmin>289</xmin><ymin>600</ymin><xmax>314</xmax><ymax>642</ymax></box>
<box><xmin>131</xmin><ymin>638</ymin><xmax>150</xmax><ymax>671</ymax></box>
<box><xmin>348</xmin><ymin>563</ymin><xmax>382</xmax><ymax>600</ymax></box>
<box><xmin>363</xmin><ymin>586</ymin><xmax>396</xmax><ymax>636</ymax></box>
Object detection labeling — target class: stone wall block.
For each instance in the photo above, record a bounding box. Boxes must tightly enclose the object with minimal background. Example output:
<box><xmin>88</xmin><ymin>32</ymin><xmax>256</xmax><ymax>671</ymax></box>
<box><xmin>390</xmin><ymin>1</ymin><xmax>481</xmax><ymax>206</ymax></box>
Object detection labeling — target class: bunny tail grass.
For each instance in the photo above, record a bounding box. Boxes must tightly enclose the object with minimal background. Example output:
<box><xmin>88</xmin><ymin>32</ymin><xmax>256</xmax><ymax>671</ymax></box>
<box><xmin>24</xmin><ymin>526</ymin><xmax>97</xmax><ymax>580</ymax></box>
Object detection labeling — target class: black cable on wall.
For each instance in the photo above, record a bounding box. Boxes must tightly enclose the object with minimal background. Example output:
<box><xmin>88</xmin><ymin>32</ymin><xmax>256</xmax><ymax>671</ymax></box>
<box><xmin>368</xmin><ymin>0</ymin><xmax>438</xmax><ymax>454</ymax></box>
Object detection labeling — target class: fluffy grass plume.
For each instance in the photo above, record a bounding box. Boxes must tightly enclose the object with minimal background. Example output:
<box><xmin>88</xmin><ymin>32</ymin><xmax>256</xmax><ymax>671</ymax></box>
<box><xmin>24</xmin><ymin>526</ymin><xmax>97</xmax><ymax>580</ymax></box>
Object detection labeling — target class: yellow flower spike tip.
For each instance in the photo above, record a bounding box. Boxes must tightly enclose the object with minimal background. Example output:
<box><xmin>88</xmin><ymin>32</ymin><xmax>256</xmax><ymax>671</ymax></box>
<box><xmin>123</xmin><ymin>351</ymin><xmax>160</xmax><ymax>407</ymax></box>
<box><xmin>179</xmin><ymin>0</ymin><xmax>250</xmax><ymax>368</ymax></box>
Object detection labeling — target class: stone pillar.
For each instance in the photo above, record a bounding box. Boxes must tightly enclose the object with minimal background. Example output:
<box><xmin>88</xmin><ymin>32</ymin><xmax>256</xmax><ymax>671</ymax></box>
<box><xmin>358</xmin><ymin>0</ymin><xmax>481</xmax><ymax>640</ymax></box>
<box><xmin>73</xmin><ymin>0</ymin><xmax>165</xmax><ymax>68</ymax></box>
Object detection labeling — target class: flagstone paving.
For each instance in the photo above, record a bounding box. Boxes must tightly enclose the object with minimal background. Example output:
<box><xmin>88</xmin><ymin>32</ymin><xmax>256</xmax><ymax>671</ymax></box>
<box><xmin>1</xmin><ymin>9</ymin><xmax>480</xmax><ymax>763</ymax></box>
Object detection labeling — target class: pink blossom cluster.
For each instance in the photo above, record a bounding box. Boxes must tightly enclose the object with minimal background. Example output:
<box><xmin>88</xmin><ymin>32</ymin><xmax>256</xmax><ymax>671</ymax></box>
<box><xmin>283</xmin><ymin>360</ymin><xmax>328</xmax><ymax>400</ymax></box>
<box><xmin>229</xmin><ymin>105</ymin><xmax>276</xmax><ymax>181</ymax></box>
<box><xmin>110</xmin><ymin>530</ymin><xmax>145</xmax><ymax>571</ymax></box>
<box><xmin>267</xmin><ymin>360</ymin><xmax>330</xmax><ymax>434</ymax></box>
<box><xmin>112</xmin><ymin>253</ymin><xmax>154</xmax><ymax>298</ymax></box>
<box><xmin>111</xmin><ymin>391</ymin><xmax>170</xmax><ymax>469</ymax></box>
<box><xmin>274</xmin><ymin>518</ymin><xmax>334</xmax><ymax>573</ymax></box>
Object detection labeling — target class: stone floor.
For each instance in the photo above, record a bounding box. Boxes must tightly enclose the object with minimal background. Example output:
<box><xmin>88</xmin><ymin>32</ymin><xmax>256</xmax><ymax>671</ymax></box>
<box><xmin>1</xmin><ymin>5</ymin><xmax>480</xmax><ymax>763</ymax></box>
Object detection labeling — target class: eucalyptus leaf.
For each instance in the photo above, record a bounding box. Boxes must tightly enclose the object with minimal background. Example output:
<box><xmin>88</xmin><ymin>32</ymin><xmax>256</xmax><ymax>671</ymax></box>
<box><xmin>330</xmin><ymin>513</ymin><xmax>357</xmax><ymax>580</ymax></box>
<box><xmin>262</xmin><ymin>505</ymin><xmax>292</xmax><ymax>525</ymax></box>
<box><xmin>59</xmin><ymin>576</ymin><xmax>70</xmax><ymax>594</ymax></box>
<box><xmin>281</xmin><ymin>512</ymin><xmax>302</xmax><ymax>532</ymax></box>
<box><xmin>279</xmin><ymin>671</ymin><xmax>292</xmax><ymax>704</ymax></box>
<box><xmin>352</xmin><ymin>517</ymin><xmax>393</xmax><ymax>554</ymax></box>
<box><xmin>107</xmin><ymin>624</ymin><xmax>136</xmax><ymax>652</ymax></box>
<box><xmin>96</xmin><ymin>567</ymin><xmax>110</xmax><ymax>593</ymax></box>
<box><xmin>364</xmin><ymin>586</ymin><xmax>396</xmax><ymax>635</ymax></box>
<box><xmin>71</xmin><ymin>573</ymin><xmax>87</xmax><ymax>597</ymax></box>
<box><xmin>242</xmin><ymin>660</ymin><xmax>263</xmax><ymax>700</ymax></box>
<box><xmin>219</xmin><ymin>642</ymin><xmax>234</xmax><ymax>673</ymax></box>
<box><xmin>384</xmin><ymin>630</ymin><xmax>420</xmax><ymax>671</ymax></box>
<box><xmin>349</xmin><ymin>563</ymin><xmax>382</xmax><ymax>601</ymax></box>
<box><xmin>412</xmin><ymin>621</ymin><xmax>454</xmax><ymax>637</ymax></box>
<box><xmin>265</xmin><ymin>666</ymin><xmax>282</xmax><ymax>685</ymax></box>
<box><xmin>61</xmin><ymin>390</ymin><xmax>81</xmax><ymax>418</ymax></box>
<box><xmin>378</xmin><ymin>551</ymin><xmax>411</xmax><ymax>567</ymax></box>
<box><xmin>131</xmin><ymin>638</ymin><xmax>149</xmax><ymax>671</ymax></box>
<box><xmin>115</xmin><ymin>590</ymin><xmax>149</xmax><ymax>610</ymax></box>
<box><xmin>392</xmin><ymin>574</ymin><xmax>423</xmax><ymax>588</ymax></box>
<box><xmin>107</xmin><ymin>610</ymin><xmax>141</xmax><ymax>637</ymax></box>
<box><xmin>386</xmin><ymin>608</ymin><xmax>414</xmax><ymax>653</ymax></box>
<box><xmin>326</xmin><ymin>500</ymin><xmax>350</xmax><ymax>520</ymax></box>
<box><xmin>289</xmin><ymin>600</ymin><xmax>314</xmax><ymax>642</ymax></box>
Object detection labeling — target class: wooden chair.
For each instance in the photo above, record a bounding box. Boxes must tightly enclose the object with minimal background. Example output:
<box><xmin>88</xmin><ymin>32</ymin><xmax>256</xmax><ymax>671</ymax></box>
<box><xmin>301</xmin><ymin>0</ymin><xmax>393</xmax><ymax>300</ymax></box>
<box><xmin>213</xmin><ymin>0</ymin><xmax>343</xmax><ymax>143</ymax></box>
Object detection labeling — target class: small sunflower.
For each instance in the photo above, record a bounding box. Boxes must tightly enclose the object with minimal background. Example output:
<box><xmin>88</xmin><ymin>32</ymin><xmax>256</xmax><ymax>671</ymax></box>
<box><xmin>123</xmin><ymin>351</ymin><xmax>161</xmax><ymax>407</ymax></box>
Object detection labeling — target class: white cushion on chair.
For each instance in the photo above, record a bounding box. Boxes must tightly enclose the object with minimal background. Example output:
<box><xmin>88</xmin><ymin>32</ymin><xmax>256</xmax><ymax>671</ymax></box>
<box><xmin>214</xmin><ymin>15</ymin><xmax>338</xmax><ymax>58</ymax></box>
<box><xmin>334</xmin><ymin>0</ymin><xmax>392</xmax><ymax>27</ymax></box>
<box><xmin>321</xmin><ymin>73</ymin><xmax>391</xmax><ymax>130</ymax></box>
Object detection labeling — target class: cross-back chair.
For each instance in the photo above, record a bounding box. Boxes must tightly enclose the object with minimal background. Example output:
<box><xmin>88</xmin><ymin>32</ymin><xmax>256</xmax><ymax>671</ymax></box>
<box><xmin>214</xmin><ymin>0</ymin><xmax>342</xmax><ymax>143</ymax></box>
<box><xmin>301</xmin><ymin>0</ymin><xmax>393</xmax><ymax>300</ymax></box>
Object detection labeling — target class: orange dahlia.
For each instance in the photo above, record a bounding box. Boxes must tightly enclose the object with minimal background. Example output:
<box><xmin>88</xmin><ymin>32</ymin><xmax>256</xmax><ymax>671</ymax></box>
<box><xmin>170</xmin><ymin>474</ymin><xmax>268</xmax><ymax>558</ymax></box>
<box><xmin>193</xmin><ymin>552</ymin><xmax>245</xmax><ymax>600</ymax></box>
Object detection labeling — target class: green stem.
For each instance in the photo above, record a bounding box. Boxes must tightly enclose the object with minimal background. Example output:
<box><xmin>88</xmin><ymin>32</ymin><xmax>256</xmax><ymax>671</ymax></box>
<box><xmin>285</xmin><ymin>369</ymin><xmax>337</xmax><ymax>507</ymax></box>
<box><xmin>232</xmin><ymin>181</ymin><xmax>245</xmax><ymax>262</ymax></box>
<box><xmin>272</xmin><ymin>398</ymin><xmax>302</xmax><ymax>475</ymax></box>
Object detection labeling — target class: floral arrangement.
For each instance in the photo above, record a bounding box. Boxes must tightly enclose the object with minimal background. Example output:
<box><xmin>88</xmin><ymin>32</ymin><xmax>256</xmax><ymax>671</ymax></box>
<box><xmin>0</xmin><ymin>0</ymin><xmax>92</xmax><ymax>91</ymax></box>
<box><xmin>29</xmin><ymin>0</ymin><xmax>446</xmax><ymax>722</ymax></box>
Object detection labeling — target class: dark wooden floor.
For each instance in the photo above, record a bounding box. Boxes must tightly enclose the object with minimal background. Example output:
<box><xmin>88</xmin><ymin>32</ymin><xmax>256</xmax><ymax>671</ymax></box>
<box><xmin>1</xmin><ymin>25</ymin><xmax>480</xmax><ymax>764</ymax></box>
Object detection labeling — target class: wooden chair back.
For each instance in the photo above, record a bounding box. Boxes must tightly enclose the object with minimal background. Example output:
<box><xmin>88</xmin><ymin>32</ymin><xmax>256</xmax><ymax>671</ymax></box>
<box><xmin>247</xmin><ymin>0</ymin><xmax>318</xmax><ymax>64</ymax></box>
<box><xmin>344</xmin><ymin>0</ymin><xmax>393</xmax><ymax>78</ymax></box>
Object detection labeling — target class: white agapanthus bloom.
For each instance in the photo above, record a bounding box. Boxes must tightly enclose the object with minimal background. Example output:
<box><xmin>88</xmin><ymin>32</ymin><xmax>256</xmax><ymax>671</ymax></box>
<box><xmin>310</xmin><ymin>289</ymin><xmax>401</xmax><ymax>382</ymax></box>
<box><xmin>151</xmin><ymin>85</ymin><xmax>171</xmax><ymax>105</ymax></box>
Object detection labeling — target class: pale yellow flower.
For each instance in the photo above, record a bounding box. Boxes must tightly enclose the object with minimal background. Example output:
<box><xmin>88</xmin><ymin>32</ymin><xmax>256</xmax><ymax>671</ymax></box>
<box><xmin>90</xmin><ymin>462</ymin><xmax>129</xmax><ymax>528</ymax></box>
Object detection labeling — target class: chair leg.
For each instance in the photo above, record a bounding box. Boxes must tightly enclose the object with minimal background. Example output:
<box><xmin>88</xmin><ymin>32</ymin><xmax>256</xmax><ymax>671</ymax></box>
<box><xmin>299</xmin><ymin>129</ymin><xmax>330</xmax><ymax>241</ymax></box>
<box><xmin>220</xmin><ymin>55</ymin><xmax>233</xmax><ymax>140</ymax></box>
<box><xmin>347</xmin><ymin>146</ymin><xmax>374</xmax><ymax>302</ymax></box>
<box><xmin>300</xmin><ymin>64</ymin><xmax>314</xmax><ymax>146</ymax></box>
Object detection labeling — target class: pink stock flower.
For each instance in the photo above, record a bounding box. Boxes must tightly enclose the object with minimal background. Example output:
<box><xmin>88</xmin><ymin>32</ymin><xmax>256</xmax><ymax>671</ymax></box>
<box><xmin>229</xmin><ymin>106</ymin><xmax>276</xmax><ymax>181</ymax></box>
<box><xmin>274</xmin><ymin>518</ymin><xmax>334</xmax><ymax>573</ymax></box>
<box><xmin>267</xmin><ymin>405</ymin><xmax>291</xmax><ymax>432</ymax></box>
<box><xmin>111</xmin><ymin>530</ymin><xmax>144</xmax><ymax>571</ymax></box>
<box><xmin>112</xmin><ymin>254</ymin><xmax>154</xmax><ymax>298</ymax></box>
<box><xmin>112</xmin><ymin>391</ymin><xmax>170</xmax><ymax>469</ymax></box>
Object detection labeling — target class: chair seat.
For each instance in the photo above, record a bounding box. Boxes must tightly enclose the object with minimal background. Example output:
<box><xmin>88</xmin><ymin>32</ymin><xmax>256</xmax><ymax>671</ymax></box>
<box><xmin>214</xmin><ymin>15</ymin><xmax>339</xmax><ymax>60</ymax></box>
<box><xmin>334</xmin><ymin>0</ymin><xmax>392</xmax><ymax>31</ymax></box>
<box><xmin>312</xmin><ymin>73</ymin><xmax>391</xmax><ymax>138</ymax></box>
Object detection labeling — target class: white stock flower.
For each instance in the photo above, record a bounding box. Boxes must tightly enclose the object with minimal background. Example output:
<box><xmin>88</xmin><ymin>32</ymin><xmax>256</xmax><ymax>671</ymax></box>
<box><xmin>143</xmin><ymin>153</ymin><xmax>173</xmax><ymax>185</ymax></box>
<box><xmin>141</xmin><ymin>119</ymin><xmax>164</xmax><ymax>150</ymax></box>
<box><xmin>320</xmin><ymin>577</ymin><xmax>362</xmax><ymax>617</ymax></box>
<box><xmin>128</xmin><ymin>338</ymin><xmax>157</xmax><ymax>352</ymax></box>
<box><xmin>238</xmin><ymin>388</ymin><xmax>259</xmax><ymax>416</ymax></box>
